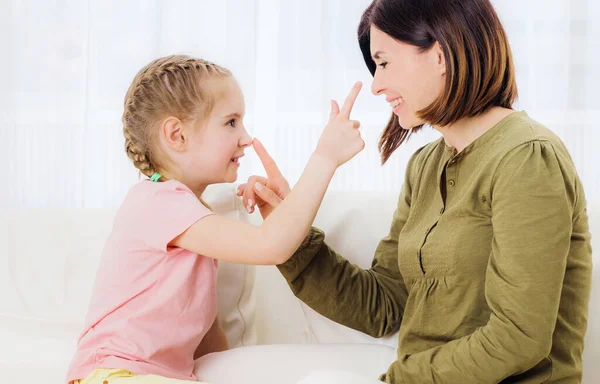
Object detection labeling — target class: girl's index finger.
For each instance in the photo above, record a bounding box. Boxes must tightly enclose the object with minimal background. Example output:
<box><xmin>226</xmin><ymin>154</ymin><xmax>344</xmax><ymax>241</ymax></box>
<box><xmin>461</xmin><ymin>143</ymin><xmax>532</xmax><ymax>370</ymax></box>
<box><xmin>253</xmin><ymin>138</ymin><xmax>283</xmax><ymax>178</ymax></box>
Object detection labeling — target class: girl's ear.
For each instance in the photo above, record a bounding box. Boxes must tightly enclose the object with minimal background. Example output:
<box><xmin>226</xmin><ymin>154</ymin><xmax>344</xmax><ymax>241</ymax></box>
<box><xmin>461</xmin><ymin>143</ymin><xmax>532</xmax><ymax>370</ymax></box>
<box><xmin>161</xmin><ymin>117</ymin><xmax>187</xmax><ymax>151</ymax></box>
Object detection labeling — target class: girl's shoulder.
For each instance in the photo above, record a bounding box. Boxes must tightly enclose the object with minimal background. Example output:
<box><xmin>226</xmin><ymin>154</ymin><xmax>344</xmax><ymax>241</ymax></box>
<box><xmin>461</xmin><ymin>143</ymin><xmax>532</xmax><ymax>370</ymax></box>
<box><xmin>119</xmin><ymin>179</ymin><xmax>200</xmax><ymax>211</ymax></box>
<box><xmin>127</xmin><ymin>179</ymin><xmax>194</xmax><ymax>200</ymax></box>
<box><xmin>112</xmin><ymin>179</ymin><xmax>213</xmax><ymax>252</ymax></box>
<box><xmin>117</xmin><ymin>179</ymin><xmax>207</xmax><ymax>226</ymax></box>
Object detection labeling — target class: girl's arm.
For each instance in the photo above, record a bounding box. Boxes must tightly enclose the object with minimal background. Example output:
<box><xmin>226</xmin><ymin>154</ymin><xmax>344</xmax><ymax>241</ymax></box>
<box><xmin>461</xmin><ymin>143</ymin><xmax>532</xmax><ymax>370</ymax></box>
<box><xmin>174</xmin><ymin>152</ymin><xmax>335</xmax><ymax>265</ymax></box>
<box><xmin>172</xmin><ymin>82</ymin><xmax>364</xmax><ymax>265</ymax></box>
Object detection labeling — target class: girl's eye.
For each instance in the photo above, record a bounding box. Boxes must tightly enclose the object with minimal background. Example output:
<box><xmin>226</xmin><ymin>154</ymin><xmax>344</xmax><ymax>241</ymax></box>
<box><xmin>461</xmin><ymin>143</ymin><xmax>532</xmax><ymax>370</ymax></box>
<box><xmin>227</xmin><ymin>119</ymin><xmax>236</xmax><ymax>127</ymax></box>
<box><xmin>378</xmin><ymin>62</ymin><xmax>388</xmax><ymax>69</ymax></box>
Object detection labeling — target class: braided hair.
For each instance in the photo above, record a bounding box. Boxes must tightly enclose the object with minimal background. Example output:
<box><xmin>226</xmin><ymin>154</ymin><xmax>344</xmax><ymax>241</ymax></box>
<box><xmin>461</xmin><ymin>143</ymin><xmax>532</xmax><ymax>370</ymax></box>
<box><xmin>122</xmin><ymin>55</ymin><xmax>231</xmax><ymax>178</ymax></box>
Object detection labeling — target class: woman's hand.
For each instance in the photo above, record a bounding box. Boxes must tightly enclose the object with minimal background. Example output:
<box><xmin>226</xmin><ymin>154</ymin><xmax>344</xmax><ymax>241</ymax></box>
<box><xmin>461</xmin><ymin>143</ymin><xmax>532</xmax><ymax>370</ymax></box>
<box><xmin>237</xmin><ymin>139</ymin><xmax>290</xmax><ymax>219</ymax></box>
<box><xmin>314</xmin><ymin>81</ymin><xmax>364</xmax><ymax>168</ymax></box>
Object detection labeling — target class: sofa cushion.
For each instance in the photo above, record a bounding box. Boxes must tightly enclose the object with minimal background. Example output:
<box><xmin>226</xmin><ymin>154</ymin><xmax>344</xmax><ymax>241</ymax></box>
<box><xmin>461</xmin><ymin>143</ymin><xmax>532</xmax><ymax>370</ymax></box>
<box><xmin>194</xmin><ymin>344</ymin><xmax>396</xmax><ymax>384</ymax></box>
<box><xmin>203</xmin><ymin>183</ymin><xmax>258</xmax><ymax>348</ymax></box>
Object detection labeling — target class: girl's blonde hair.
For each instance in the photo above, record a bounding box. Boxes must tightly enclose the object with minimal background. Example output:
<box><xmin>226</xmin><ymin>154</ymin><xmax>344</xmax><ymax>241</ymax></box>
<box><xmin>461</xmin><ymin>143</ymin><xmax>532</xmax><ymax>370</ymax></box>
<box><xmin>122</xmin><ymin>55</ymin><xmax>231</xmax><ymax>178</ymax></box>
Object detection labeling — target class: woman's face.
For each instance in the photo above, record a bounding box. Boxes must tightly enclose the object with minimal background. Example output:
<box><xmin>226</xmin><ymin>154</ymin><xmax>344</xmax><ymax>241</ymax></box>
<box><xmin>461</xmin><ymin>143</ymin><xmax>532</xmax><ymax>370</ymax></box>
<box><xmin>369</xmin><ymin>25</ymin><xmax>446</xmax><ymax>130</ymax></box>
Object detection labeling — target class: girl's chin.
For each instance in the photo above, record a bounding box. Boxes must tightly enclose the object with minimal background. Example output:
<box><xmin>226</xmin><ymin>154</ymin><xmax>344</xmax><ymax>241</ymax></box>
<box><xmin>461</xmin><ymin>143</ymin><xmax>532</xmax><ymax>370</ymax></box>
<box><xmin>224</xmin><ymin>171</ymin><xmax>238</xmax><ymax>183</ymax></box>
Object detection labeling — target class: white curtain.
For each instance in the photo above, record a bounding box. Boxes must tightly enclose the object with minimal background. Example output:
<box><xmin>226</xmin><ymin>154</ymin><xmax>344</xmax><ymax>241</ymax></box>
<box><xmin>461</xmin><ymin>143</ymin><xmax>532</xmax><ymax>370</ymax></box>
<box><xmin>1</xmin><ymin>0</ymin><xmax>599</xmax><ymax>208</ymax></box>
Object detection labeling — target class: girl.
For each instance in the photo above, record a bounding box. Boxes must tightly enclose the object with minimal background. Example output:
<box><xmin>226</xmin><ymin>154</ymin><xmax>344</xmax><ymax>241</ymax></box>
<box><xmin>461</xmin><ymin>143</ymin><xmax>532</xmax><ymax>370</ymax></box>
<box><xmin>66</xmin><ymin>55</ymin><xmax>364</xmax><ymax>384</ymax></box>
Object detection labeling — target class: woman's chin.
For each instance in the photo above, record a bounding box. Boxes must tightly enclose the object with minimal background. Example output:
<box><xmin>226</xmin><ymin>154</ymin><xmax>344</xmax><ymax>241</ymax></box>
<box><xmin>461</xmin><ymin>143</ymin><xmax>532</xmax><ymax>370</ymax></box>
<box><xmin>396</xmin><ymin>114</ymin><xmax>424</xmax><ymax>131</ymax></box>
<box><xmin>396</xmin><ymin>117</ymin><xmax>414</xmax><ymax>131</ymax></box>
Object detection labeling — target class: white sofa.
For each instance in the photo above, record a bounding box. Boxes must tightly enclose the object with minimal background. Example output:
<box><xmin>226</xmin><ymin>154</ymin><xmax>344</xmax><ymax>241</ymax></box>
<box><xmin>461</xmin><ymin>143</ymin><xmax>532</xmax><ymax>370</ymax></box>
<box><xmin>0</xmin><ymin>184</ymin><xmax>597</xmax><ymax>383</ymax></box>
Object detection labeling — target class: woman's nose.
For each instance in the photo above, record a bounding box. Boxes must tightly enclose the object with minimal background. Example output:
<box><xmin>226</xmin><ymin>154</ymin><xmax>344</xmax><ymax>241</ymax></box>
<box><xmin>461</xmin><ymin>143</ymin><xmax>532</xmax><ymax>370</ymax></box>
<box><xmin>371</xmin><ymin>72</ymin><xmax>385</xmax><ymax>96</ymax></box>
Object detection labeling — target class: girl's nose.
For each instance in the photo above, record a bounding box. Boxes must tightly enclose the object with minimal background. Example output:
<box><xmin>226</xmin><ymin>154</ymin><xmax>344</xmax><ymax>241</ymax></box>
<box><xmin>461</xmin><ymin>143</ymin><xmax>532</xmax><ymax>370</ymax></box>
<box><xmin>239</xmin><ymin>129</ymin><xmax>252</xmax><ymax>147</ymax></box>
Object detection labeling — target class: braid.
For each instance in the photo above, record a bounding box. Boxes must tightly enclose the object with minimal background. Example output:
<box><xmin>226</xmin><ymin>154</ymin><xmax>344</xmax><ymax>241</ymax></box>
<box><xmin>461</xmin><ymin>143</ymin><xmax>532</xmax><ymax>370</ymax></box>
<box><xmin>121</xmin><ymin>55</ymin><xmax>231</xmax><ymax>178</ymax></box>
<box><xmin>123</xmin><ymin>128</ymin><xmax>156</xmax><ymax>178</ymax></box>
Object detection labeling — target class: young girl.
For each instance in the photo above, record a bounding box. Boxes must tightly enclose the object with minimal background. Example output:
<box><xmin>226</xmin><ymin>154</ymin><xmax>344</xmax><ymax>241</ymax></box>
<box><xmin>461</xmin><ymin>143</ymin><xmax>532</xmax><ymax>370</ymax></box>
<box><xmin>66</xmin><ymin>55</ymin><xmax>364</xmax><ymax>384</ymax></box>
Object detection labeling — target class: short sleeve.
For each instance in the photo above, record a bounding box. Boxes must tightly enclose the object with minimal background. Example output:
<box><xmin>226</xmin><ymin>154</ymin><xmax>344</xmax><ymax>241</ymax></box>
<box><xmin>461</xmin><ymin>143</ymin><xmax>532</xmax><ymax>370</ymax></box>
<box><xmin>137</xmin><ymin>180</ymin><xmax>214</xmax><ymax>252</ymax></box>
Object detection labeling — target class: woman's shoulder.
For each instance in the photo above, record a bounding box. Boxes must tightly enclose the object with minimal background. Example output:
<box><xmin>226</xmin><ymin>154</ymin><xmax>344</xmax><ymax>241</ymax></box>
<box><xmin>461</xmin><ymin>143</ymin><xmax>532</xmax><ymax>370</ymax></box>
<box><xmin>494</xmin><ymin>111</ymin><xmax>568</xmax><ymax>156</ymax></box>
<box><xmin>491</xmin><ymin>112</ymin><xmax>583</xmax><ymax>200</ymax></box>
<box><xmin>491</xmin><ymin>112</ymin><xmax>581</xmax><ymax>178</ymax></box>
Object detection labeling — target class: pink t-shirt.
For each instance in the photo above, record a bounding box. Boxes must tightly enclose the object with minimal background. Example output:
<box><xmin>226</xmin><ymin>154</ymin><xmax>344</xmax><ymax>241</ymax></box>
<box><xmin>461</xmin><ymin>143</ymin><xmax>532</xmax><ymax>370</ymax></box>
<box><xmin>66</xmin><ymin>180</ymin><xmax>217</xmax><ymax>382</ymax></box>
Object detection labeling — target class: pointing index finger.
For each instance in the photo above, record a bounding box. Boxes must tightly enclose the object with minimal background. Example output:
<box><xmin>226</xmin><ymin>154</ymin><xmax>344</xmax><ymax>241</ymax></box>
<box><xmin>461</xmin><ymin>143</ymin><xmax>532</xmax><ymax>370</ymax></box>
<box><xmin>340</xmin><ymin>81</ymin><xmax>363</xmax><ymax>119</ymax></box>
<box><xmin>253</xmin><ymin>138</ymin><xmax>283</xmax><ymax>178</ymax></box>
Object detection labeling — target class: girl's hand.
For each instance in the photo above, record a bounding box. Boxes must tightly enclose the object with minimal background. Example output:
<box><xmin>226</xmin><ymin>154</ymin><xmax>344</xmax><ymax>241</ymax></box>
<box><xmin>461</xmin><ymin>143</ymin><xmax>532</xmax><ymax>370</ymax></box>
<box><xmin>236</xmin><ymin>139</ymin><xmax>290</xmax><ymax>219</ymax></box>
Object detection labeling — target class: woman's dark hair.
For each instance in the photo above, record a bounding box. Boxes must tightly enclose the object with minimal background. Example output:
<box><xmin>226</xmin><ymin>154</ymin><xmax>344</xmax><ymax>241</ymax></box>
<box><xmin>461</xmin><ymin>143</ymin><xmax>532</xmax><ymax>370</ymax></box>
<box><xmin>358</xmin><ymin>0</ymin><xmax>518</xmax><ymax>163</ymax></box>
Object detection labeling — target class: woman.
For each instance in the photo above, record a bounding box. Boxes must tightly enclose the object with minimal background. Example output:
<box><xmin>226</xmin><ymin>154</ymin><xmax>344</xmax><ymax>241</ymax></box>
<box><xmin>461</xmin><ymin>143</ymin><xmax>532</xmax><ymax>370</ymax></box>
<box><xmin>239</xmin><ymin>0</ymin><xmax>592</xmax><ymax>382</ymax></box>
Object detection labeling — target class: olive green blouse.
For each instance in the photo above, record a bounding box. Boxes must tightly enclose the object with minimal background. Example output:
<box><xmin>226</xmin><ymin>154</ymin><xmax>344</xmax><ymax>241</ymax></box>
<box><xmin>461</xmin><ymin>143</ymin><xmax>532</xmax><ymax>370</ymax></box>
<box><xmin>278</xmin><ymin>111</ymin><xmax>592</xmax><ymax>383</ymax></box>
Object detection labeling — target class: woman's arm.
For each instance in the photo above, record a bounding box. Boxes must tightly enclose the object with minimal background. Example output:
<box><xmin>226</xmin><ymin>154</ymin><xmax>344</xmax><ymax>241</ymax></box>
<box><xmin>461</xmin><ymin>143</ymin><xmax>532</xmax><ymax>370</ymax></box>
<box><xmin>278</xmin><ymin>207</ymin><xmax>410</xmax><ymax>338</ymax></box>
<box><xmin>173</xmin><ymin>83</ymin><xmax>364</xmax><ymax>265</ymax></box>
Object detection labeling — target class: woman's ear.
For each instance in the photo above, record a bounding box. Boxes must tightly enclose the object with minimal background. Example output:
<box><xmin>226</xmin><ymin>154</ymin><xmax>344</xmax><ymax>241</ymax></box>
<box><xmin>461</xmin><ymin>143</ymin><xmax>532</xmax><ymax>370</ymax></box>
<box><xmin>161</xmin><ymin>117</ymin><xmax>187</xmax><ymax>151</ymax></box>
<box><xmin>433</xmin><ymin>41</ymin><xmax>446</xmax><ymax>76</ymax></box>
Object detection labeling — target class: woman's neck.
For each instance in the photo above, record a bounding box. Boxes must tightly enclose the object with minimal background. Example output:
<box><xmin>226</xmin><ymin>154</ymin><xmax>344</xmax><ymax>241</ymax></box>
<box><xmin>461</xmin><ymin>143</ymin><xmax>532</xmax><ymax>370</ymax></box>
<box><xmin>435</xmin><ymin>107</ymin><xmax>515</xmax><ymax>153</ymax></box>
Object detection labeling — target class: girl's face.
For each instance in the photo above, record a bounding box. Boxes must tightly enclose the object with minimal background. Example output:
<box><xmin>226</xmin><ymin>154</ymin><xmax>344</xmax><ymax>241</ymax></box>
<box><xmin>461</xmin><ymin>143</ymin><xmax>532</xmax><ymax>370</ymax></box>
<box><xmin>189</xmin><ymin>76</ymin><xmax>252</xmax><ymax>185</ymax></box>
<box><xmin>369</xmin><ymin>25</ymin><xmax>446</xmax><ymax>130</ymax></box>
<box><xmin>162</xmin><ymin>76</ymin><xmax>252</xmax><ymax>191</ymax></box>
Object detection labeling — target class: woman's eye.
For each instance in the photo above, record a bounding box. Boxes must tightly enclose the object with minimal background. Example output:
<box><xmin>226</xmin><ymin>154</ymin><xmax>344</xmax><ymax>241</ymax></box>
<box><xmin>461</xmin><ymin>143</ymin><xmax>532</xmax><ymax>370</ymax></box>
<box><xmin>378</xmin><ymin>62</ymin><xmax>388</xmax><ymax>69</ymax></box>
<box><xmin>227</xmin><ymin>119</ymin><xmax>236</xmax><ymax>127</ymax></box>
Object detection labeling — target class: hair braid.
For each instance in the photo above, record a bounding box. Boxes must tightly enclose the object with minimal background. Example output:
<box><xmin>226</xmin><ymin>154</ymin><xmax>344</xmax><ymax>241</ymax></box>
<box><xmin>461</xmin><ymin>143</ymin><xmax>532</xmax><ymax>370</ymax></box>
<box><xmin>121</xmin><ymin>55</ymin><xmax>231</xmax><ymax>178</ymax></box>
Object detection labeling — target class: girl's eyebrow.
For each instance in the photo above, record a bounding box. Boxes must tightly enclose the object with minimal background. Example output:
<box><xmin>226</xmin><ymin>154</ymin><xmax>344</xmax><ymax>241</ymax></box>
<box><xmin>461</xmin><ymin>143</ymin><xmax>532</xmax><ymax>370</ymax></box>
<box><xmin>223</xmin><ymin>112</ymin><xmax>242</xmax><ymax>119</ymax></box>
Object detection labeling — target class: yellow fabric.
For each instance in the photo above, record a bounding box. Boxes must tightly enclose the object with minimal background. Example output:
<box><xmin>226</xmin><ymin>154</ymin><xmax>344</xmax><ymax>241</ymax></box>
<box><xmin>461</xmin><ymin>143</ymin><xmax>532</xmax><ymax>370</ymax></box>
<box><xmin>72</xmin><ymin>368</ymin><xmax>209</xmax><ymax>384</ymax></box>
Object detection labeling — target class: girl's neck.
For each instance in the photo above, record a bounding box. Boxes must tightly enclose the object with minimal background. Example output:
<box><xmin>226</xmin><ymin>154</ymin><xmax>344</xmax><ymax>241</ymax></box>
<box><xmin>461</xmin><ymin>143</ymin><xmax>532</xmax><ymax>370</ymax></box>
<box><xmin>434</xmin><ymin>106</ymin><xmax>515</xmax><ymax>153</ymax></box>
<box><xmin>182</xmin><ymin>180</ymin><xmax>208</xmax><ymax>200</ymax></box>
<box><xmin>156</xmin><ymin>169</ymin><xmax>208</xmax><ymax>200</ymax></box>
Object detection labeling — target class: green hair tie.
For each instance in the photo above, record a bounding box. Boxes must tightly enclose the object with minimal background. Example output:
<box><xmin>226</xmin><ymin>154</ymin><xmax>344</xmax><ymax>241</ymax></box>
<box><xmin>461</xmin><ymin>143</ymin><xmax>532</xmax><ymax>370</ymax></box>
<box><xmin>150</xmin><ymin>172</ymin><xmax>162</xmax><ymax>182</ymax></box>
